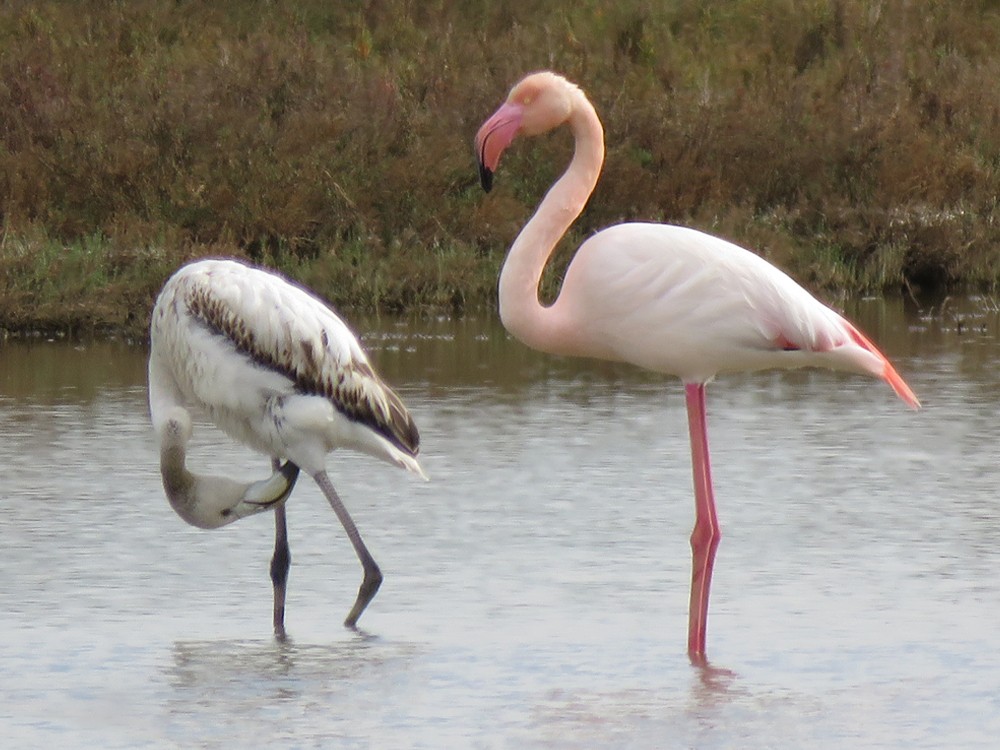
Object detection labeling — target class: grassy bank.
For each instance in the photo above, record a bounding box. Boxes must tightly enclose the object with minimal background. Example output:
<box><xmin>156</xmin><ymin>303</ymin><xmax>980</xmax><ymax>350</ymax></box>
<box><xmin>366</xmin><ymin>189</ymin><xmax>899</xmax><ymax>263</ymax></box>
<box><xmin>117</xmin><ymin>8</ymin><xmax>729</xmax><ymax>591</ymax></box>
<box><xmin>2</xmin><ymin>0</ymin><xmax>1000</xmax><ymax>338</ymax></box>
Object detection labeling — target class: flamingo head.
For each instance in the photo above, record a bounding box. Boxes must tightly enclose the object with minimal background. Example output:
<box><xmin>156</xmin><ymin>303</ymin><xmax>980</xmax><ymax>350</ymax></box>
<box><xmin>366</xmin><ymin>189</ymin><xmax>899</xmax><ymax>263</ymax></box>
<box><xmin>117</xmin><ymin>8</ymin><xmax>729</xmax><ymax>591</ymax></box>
<box><xmin>475</xmin><ymin>71</ymin><xmax>574</xmax><ymax>192</ymax></box>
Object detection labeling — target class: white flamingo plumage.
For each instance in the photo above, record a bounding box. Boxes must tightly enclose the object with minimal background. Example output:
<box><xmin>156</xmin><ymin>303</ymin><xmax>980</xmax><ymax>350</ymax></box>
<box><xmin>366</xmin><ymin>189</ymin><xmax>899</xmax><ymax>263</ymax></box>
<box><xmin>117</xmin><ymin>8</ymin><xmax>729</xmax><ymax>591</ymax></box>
<box><xmin>148</xmin><ymin>258</ymin><xmax>426</xmax><ymax>635</ymax></box>
<box><xmin>475</xmin><ymin>71</ymin><xmax>919</xmax><ymax>661</ymax></box>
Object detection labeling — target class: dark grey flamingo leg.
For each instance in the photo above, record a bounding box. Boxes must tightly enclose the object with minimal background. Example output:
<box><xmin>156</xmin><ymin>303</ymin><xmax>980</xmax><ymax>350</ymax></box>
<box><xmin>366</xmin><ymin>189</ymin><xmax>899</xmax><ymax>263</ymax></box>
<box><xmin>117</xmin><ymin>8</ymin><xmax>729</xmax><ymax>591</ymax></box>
<box><xmin>270</xmin><ymin>458</ymin><xmax>293</xmax><ymax>640</ymax></box>
<box><xmin>314</xmin><ymin>470</ymin><xmax>383</xmax><ymax>629</ymax></box>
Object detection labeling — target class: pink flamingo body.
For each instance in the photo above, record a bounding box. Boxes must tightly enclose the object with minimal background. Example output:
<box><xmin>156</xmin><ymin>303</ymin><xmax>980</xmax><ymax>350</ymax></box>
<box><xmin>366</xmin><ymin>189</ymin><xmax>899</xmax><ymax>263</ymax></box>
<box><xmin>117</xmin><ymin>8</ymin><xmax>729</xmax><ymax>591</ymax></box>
<box><xmin>475</xmin><ymin>71</ymin><xmax>919</xmax><ymax>660</ymax></box>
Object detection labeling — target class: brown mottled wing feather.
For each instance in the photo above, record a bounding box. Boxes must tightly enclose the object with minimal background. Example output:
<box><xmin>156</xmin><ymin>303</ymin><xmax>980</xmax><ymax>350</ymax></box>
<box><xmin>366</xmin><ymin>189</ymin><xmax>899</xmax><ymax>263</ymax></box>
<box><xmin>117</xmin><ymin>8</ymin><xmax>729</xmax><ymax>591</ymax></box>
<box><xmin>183</xmin><ymin>262</ymin><xmax>420</xmax><ymax>456</ymax></box>
<box><xmin>311</xmin><ymin>357</ymin><xmax>420</xmax><ymax>456</ymax></box>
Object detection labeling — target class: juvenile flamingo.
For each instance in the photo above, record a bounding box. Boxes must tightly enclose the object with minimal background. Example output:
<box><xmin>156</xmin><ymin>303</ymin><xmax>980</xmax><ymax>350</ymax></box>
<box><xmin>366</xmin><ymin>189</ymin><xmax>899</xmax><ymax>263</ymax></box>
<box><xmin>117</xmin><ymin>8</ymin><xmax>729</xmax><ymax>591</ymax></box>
<box><xmin>475</xmin><ymin>71</ymin><xmax>919</xmax><ymax>660</ymax></box>
<box><xmin>148</xmin><ymin>258</ymin><xmax>426</xmax><ymax>636</ymax></box>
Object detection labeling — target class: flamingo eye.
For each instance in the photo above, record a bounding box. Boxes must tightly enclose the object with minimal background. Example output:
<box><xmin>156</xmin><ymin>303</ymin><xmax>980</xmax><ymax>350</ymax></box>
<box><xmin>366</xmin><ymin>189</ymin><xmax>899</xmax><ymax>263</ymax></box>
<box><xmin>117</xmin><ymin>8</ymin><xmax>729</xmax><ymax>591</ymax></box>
<box><xmin>512</xmin><ymin>89</ymin><xmax>533</xmax><ymax>107</ymax></box>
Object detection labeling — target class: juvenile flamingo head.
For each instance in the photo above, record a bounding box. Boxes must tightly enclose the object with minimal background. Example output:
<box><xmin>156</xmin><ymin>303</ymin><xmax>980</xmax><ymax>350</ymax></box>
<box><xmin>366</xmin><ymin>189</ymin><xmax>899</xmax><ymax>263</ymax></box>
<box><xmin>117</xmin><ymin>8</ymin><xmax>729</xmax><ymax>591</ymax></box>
<box><xmin>156</xmin><ymin>405</ymin><xmax>300</xmax><ymax>530</ymax></box>
<box><xmin>475</xmin><ymin>71</ymin><xmax>575</xmax><ymax>192</ymax></box>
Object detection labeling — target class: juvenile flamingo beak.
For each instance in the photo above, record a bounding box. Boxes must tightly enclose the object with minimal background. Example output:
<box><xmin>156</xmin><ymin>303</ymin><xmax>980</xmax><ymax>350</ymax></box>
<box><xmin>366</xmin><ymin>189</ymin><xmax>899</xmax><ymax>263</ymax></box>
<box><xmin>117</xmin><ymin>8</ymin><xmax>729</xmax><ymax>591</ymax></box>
<box><xmin>475</xmin><ymin>101</ymin><xmax>524</xmax><ymax>193</ymax></box>
<box><xmin>242</xmin><ymin>461</ymin><xmax>301</xmax><ymax>510</ymax></box>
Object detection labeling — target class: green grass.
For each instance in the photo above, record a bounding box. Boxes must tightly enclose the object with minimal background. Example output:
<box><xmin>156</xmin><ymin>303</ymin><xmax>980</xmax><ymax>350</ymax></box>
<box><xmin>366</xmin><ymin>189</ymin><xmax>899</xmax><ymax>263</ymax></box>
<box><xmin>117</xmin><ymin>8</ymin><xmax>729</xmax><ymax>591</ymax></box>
<box><xmin>2</xmin><ymin>0</ymin><xmax>1000</xmax><ymax>338</ymax></box>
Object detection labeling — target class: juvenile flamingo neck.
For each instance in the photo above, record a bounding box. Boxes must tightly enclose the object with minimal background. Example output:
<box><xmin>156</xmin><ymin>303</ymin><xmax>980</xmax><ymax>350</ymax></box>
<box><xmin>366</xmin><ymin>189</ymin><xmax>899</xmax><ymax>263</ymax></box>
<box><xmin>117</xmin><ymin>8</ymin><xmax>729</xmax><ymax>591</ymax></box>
<box><xmin>498</xmin><ymin>90</ymin><xmax>605</xmax><ymax>355</ymax></box>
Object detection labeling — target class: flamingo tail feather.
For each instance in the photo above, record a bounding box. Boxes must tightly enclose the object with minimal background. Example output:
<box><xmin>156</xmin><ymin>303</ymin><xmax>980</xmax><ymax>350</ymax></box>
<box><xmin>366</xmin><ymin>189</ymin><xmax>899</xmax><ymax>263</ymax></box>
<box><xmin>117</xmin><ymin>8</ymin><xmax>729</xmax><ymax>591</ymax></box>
<box><xmin>843</xmin><ymin>321</ymin><xmax>921</xmax><ymax>409</ymax></box>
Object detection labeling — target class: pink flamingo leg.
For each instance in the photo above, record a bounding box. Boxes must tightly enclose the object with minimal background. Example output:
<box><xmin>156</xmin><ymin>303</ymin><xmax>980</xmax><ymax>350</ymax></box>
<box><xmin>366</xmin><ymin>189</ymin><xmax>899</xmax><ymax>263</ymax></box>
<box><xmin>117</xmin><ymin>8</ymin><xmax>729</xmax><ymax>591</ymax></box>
<box><xmin>684</xmin><ymin>383</ymin><xmax>721</xmax><ymax>659</ymax></box>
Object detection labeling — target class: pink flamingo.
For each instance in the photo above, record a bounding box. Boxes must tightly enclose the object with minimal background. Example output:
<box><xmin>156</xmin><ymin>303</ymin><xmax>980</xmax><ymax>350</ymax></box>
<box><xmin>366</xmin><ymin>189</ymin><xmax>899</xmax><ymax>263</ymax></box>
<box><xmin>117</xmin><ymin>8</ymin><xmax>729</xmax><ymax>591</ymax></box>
<box><xmin>475</xmin><ymin>71</ymin><xmax>920</xmax><ymax>661</ymax></box>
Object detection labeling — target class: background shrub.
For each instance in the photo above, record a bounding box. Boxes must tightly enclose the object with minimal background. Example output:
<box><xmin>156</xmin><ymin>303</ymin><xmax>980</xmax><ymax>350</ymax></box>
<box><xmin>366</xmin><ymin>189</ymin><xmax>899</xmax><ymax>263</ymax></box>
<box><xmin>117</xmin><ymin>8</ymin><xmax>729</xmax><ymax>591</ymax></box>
<box><xmin>1</xmin><ymin>0</ymin><xmax>999</xmax><ymax>335</ymax></box>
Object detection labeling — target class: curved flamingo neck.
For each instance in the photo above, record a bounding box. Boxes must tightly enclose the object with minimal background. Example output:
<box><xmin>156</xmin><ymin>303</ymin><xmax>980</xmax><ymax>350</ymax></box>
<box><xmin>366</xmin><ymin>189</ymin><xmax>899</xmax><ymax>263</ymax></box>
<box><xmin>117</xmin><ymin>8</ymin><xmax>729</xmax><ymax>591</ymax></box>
<box><xmin>498</xmin><ymin>86</ymin><xmax>605</xmax><ymax>355</ymax></box>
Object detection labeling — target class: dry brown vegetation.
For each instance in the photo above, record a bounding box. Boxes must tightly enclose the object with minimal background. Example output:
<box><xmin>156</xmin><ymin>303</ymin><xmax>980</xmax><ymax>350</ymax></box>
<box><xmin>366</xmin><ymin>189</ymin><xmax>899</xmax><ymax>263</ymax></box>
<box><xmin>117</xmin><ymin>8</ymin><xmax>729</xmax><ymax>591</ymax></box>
<box><xmin>1</xmin><ymin>0</ymin><xmax>999</xmax><ymax>337</ymax></box>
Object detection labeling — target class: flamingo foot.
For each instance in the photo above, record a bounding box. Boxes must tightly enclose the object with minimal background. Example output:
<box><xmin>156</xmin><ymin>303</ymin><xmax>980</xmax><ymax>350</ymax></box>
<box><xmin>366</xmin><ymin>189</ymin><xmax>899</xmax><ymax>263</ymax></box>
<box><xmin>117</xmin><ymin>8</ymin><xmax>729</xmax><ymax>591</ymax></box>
<box><xmin>344</xmin><ymin>564</ymin><xmax>383</xmax><ymax>629</ymax></box>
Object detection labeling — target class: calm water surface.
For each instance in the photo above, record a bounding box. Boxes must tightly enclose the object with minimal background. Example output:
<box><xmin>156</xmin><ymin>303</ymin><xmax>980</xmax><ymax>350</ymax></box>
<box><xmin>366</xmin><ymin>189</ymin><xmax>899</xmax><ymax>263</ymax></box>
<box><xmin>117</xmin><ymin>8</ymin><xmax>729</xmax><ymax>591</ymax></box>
<box><xmin>1</xmin><ymin>297</ymin><xmax>999</xmax><ymax>748</ymax></box>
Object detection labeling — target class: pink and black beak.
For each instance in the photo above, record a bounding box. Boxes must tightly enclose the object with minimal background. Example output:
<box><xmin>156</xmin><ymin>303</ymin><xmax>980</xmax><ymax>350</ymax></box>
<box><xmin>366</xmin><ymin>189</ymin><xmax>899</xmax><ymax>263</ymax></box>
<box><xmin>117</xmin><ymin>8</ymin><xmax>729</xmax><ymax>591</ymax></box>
<box><xmin>474</xmin><ymin>101</ymin><xmax>524</xmax><ymax>193</ymax></box>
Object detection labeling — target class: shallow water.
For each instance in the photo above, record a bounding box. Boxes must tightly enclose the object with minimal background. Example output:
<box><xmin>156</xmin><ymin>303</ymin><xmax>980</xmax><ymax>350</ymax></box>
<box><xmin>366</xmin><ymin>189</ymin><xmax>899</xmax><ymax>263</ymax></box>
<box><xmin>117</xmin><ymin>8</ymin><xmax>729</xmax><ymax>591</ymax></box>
<box><xmin>2</xmin><ymin>297</ymin><xmax>1000</xmax><ymax>748</ymax></box>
